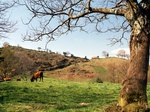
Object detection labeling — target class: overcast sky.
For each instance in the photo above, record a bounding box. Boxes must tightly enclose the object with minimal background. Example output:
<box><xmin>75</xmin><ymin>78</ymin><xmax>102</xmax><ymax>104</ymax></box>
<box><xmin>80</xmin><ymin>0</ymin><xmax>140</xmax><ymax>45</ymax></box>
<box><xmin>1</xmin><ymin>1</ymin><xmax>130</xmax><ymax>59</ymax></box>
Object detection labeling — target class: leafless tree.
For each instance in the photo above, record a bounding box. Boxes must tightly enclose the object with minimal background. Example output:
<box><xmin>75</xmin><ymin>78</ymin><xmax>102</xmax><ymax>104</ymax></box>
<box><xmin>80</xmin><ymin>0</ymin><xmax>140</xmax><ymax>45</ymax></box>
<box><xmin>117</xmin><ymin>49</ymin><xmax>126</xmax><ymax>58</ymax></box>
<box><xmin>19</xmin><ymin>0</ymin><xmax>150</xmax><ymax>111</ymax></box>
<box><xmin>117</xmin><ymin>49</ymin><xmax>130</xmax><ymax>59</ymax></box>
<box><xmin>107</xmin><ymin>62</ymin><xmax>118</xmax><ymax>83</ymax></box>
<box><xmin>14</xmin><ymin>51</ymin><xmax>35</xmax><ymax>81</ymax></box>
<box><xmin>102</xmin><ymin>51</ymin><xmax>109</xmax><ymax>58</ymax></box>
<box><xmin>0</xmin><ymin>1</ymin><xmax>16</xmax><ymax>38</ymax></box>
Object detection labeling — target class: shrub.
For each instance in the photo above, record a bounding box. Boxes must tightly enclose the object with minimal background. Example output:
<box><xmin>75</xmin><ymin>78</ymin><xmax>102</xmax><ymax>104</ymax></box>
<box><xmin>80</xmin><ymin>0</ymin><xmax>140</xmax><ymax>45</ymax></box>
<box><xmin>96</xmin><ymin>77</ymin><xmax>103</xmax><ymax>83</ymax></box>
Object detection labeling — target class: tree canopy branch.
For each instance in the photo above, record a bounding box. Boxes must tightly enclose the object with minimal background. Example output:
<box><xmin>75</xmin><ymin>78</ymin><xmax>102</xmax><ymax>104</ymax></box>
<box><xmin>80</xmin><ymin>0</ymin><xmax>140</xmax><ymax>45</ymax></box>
<box><xmin>0</xmin><ymin>1</ymin><xmax>17</xmax><ymax>38</ymax></box>
<box><xmin>18</xmin><ymin>0</ymin><xmax>132</xmax><ymax>44</ymax></box>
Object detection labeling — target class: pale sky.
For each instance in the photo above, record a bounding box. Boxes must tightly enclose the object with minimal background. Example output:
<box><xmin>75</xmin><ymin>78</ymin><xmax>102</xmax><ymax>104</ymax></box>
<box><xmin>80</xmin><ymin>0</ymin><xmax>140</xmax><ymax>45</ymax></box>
<box><xmin>1</xmin><ymin>1</ymin><xmax>130</xmax><ymax>59</ymax></box>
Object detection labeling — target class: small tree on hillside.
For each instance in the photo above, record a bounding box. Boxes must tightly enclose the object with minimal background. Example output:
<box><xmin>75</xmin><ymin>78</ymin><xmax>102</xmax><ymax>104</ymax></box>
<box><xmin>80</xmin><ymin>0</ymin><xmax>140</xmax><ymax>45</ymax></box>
<box><xmin>117</xmin><ymin>49</ymin><xmax>130</xmax><ymax>59</ymax></box>
<box><xmin>107</xmin><ymin>62</ymin><xmax>118</xmax><ymax>83</ymax></box>
<box><xmin>117</xmin><ymin>49</ymin><xmax>126</xmax><ymax>58</ymax></box>
<box><xmin>117</xmin><ymin>61</ymin><xmax>129</xmax><ymax>78</ymax></box>
<box><xmin>102</xmin><ymin>51</ymin><xmax>109</xmax><ymax>58</ymax></box>
<box><xmin>3</xmin><ymin>42</ymin><xmax>10</xmax><ymax>47</ymax></box>
<box><xmin>0</xmin><ymin>49</ymin><xmax>4</xmax><ymax>62</ymax></box>
<box><xmin>14</xmin><ymin>51</ymin><xmax>35</xmax><ymax>81</ymax></box>
<box><xmin>0</xmin><ymin>46</ymin><xmax>17</xmax><ymax>79</ymax></box>
<box><xmin>107</xmin><ymin>61</ymin><xmax>129</xmax><ymax>83</ymax></box>
<box><xmin>38</xmin><ymin>47</ymin><xmax>42</xmax><ymax>51</ymax></box>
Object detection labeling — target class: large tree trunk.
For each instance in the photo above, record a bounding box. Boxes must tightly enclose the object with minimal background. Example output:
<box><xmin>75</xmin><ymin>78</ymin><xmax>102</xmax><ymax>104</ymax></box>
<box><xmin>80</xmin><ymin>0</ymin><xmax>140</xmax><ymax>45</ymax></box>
<box><xmin>117</xmin><ymin>1</ymin><xmax>150</xmax><ymax>111</ymax></box>
<box><xmin>118</xmin><ymin>30</ymin><xmax>149</xmax><ymax>111</ymax></box>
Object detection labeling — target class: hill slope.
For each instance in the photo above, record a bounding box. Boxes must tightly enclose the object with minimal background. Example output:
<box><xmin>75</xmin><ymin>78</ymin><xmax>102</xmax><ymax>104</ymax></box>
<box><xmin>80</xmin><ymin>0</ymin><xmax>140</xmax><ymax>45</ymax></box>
<box><xmin>2</xmin><ymin>45</ymin><xmax>89</xmax><ymax>70</ymax></box>
<box><xmin>0</xmin><ymin>45</ymin><xmax>89</xmax><ymax>80</ymax></box>
<box><xmin>0</xmin><ymin>45</ymin><xmax>137</xmax><ymax>83</ymax></box>
<box><xmin>45</xmin><ymin>57</ymin><xmax>129</xmax><ymax>82</ymax></box>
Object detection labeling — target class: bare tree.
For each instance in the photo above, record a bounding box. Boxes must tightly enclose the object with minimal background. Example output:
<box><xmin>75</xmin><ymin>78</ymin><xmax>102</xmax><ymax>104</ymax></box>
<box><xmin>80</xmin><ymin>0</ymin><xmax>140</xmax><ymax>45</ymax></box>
<box><xmin>117</xmin><ymin>49</ymin><xmax>126</xmax><ymax>58</ymax></box>
<box><xmin>14</xmin><ymin>51</ymin><xmax>35</xmax><ymax>81</ymax></box>
<box><xmin>20</xmin><ymin>0</ymin><xmax>150</xmax><ymax>111</ymax></box>
<box><xmin>102</xmin><ymin>51</ymin><xmax>109</xmax><ymax>58</ymax></box>
<box><xmin>117</xmin><ymin>61</ymin><xmax>129</xmax><ymax>78</ymax></box>
<box><xmin>0</xmin><ymin>1</ymin><xmax>16</xmax><ymax>38</ymax></box>
<box><xmin>107</xmin><ymin>62</ymin><xmax>118</xmax><ymax>83</ymax></box>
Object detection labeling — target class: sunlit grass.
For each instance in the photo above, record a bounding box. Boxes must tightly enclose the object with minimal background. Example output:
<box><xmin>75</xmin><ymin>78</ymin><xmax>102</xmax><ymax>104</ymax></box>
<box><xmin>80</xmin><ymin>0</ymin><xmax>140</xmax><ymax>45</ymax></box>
<box><xmin>1</xmin><ymin>78</ymin><xmax>149</xmax><ymax>111</ymax></box>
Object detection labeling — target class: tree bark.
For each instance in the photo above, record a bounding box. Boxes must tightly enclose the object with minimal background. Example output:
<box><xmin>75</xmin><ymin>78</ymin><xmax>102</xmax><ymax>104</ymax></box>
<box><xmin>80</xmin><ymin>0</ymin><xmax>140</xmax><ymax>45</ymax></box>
<box><xmin>116</xmin><ymin>1</ymin><xmax>150</xmax><ymax>111</ymax></box>
<box><xmin>118</xmin><ymin>24</ymin><xmax>150</xmax><ymax>111</ymax></box>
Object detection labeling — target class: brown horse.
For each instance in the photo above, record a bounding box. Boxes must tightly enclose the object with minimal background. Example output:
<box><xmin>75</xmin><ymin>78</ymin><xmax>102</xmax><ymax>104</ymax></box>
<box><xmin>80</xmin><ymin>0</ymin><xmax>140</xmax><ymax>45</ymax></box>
<box><xmin>30</xmin><ymin>71</ymin><xmax>43</xmax><ymax>82</ymax></box>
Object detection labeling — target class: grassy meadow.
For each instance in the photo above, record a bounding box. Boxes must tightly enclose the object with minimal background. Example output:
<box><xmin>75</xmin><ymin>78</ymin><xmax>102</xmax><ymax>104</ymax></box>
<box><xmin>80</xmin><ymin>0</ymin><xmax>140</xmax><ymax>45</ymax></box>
<box><xmin>0</xmin><ymin>78</ymin><xmax>121</xmax><ymax>112</ymax></box>
<box><xmin>1</xmin><ymin>78</ymin><xmax>150</xmax><ymax>112</ymax></box>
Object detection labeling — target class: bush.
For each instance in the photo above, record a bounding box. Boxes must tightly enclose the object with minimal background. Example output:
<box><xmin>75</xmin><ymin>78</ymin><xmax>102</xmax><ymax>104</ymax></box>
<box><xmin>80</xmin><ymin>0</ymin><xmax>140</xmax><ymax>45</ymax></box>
<box><xmin>96</xmin><ymin>77</ymin><xmax>103</xmax><ymax>83</ymax></box>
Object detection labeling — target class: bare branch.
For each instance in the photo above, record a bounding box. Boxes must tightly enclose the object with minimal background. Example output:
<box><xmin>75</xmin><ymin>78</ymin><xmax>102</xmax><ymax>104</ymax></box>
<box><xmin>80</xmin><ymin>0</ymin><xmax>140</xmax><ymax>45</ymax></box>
<box><xmin>18</xmin><ymin>0</ymin><xmax>130</xmax><ymax>44</ymax></box>
<box><xmin>0</xmin><ymin>1</ymin><xmax>17</xmax><ymax>38</ymax></box>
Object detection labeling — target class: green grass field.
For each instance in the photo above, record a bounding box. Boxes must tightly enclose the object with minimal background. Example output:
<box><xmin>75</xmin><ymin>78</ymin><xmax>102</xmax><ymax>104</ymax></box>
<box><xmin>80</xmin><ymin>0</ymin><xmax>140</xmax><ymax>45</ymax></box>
<box><xmin>0</xmin><ymin>78</ymin><xmax>150</xmax><ymax>112</ymax></box>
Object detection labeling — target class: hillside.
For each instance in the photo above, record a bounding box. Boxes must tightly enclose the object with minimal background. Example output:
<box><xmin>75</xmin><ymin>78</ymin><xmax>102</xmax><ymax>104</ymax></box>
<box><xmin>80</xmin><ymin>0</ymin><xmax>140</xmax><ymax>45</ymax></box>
<box><xmin>0</xmin><ymin>45</ymin><xmax>89</xmax><ymax>80</ymax></box>
<box><xmin>3</xmin><ymin>45</ymin><xmax>150</xmax><ymax>83</ymax></box>
<box><xmin>6</xmin><ymin>45</ymin><xmax>89</xmax><ymax>70</ymax></box>
<box><xmin>45</xmin><ymin>57</ymin><xmax>130</xmax><ymax>83</ymax></box>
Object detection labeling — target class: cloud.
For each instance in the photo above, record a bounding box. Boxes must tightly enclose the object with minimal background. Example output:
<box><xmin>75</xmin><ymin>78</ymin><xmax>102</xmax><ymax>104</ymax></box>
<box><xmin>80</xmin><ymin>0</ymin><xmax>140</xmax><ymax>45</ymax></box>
<box><xmin>111</xmin><ymin>48</ymin><xmax>130</xmax><ymax>56</ymax></box>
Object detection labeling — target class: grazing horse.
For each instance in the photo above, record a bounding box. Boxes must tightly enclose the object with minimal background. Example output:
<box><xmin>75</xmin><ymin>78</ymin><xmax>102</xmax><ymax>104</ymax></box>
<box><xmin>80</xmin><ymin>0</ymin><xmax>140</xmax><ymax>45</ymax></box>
<box><xmin>30</xmin><ymin>71</ymin><xmax>43</xmax><ymax>82</ymax></box>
